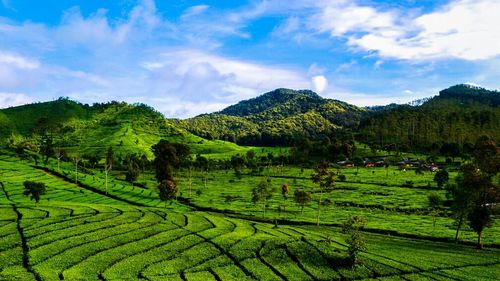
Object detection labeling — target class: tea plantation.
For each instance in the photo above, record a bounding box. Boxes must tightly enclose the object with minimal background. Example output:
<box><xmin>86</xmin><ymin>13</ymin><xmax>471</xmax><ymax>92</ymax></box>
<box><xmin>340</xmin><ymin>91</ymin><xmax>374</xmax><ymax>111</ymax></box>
<box><xmin>0</xmin><ymin>155</ymin><xmax>499</xmax><ymax>280</ymax></box>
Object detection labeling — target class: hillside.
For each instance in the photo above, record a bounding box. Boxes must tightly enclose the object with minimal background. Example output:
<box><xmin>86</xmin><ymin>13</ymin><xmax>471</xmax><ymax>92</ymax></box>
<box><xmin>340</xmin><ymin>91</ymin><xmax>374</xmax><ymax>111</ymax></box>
<box><xmin>0</xmin><ymin>99</ymin><xmax>271</xmax><ymax>159</ymax></box>
<box><xmin>2</xmin><ymin>84</ymin><xmax>499</xmax><ymax>156</ymax></box>
<box><xmin>358</xmin><ymin>84</ymin><xmax>500</xmax><ymax>152</ymax></box>
<box><xmin>178</xmin><ymin>88</ymin><xmax>364</xmax><ymax>146</ymax></box>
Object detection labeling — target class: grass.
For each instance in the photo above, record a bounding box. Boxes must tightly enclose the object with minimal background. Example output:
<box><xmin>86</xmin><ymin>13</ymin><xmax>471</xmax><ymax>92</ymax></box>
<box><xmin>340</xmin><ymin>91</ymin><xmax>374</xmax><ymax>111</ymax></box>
<box><xmin>0</xmin><ymin>154</ymin><xmax>499</xmax><ymax>280</ymax></box>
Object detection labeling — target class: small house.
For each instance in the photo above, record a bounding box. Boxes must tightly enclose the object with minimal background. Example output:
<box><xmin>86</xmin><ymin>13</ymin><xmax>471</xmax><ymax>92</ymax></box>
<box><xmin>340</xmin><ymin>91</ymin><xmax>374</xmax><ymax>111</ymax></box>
<box><xmin>337</xmin><ymin>159</ymin><xmax>354</xmax><ymax>167</ymax></box>
<box><xmin>364</xmin><ymin>158</ymin><xmax>375</xmax><ymax>167</ymax></box>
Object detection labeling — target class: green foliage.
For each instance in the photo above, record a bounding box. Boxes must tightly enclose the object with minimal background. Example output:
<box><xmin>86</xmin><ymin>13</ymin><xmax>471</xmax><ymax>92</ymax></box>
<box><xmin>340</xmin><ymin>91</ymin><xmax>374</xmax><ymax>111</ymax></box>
<box><xmin>22</xmin><ymin>181</ymin><xmax>47</xmax><ymax>203</ymax></box>
<box><xmin>473</xmin><ymin>135</ymin><xmax>500</xmax><ymax>176</ymax></box>
<box><xmin>427</xmin><ymin>192</ymin><xmax>442</xmax><ymax>209</ymax></box>
<box><xmin>312</xmin><ymin>160</ymin><xmax>335</xmax><ymax>225</ymax></box>
<box><xmin>448</xmin><ymin>161</ymin><xmax>498</xmax><ymax>246</ymax></box>
<box><xmin>312</xmin><ymin>161</ymin><xmax>335</xmax><ymax>191</ymax></box>
<box><xmin>342</xmin><ymin>216</ymin><xmax>367</xmax><ymax>266</ymax></box>
<box><xmin>179</xmin><ymin>88</ymin><xmax>363</xmax><ymax>146</ymax></box>
<box><xmin>125</xmin><ymin>167</ymin><xmax>139</xmax><ymax>183</ymax></box>
<box><xmin>1</xmin><ymin>152</ymin><xmax>500</xmax><ymax>280</ymax></box>
<box><xmin>434</xmin><ymin>170</ymin><xmax>449</xmax><ymax>188</ymax></box>
<box><xmin>252</xmin><ymin>178</ymin><xmax>275</xmax><ymax>217</ymax></box>
<box><xmin>468</xmin><ymin>206</ymin><xmax>493</xmax><ymax>249</ymax></box>
<box><xmin>152</xmin><ymin>140</ymin><xmax>190</xmax><ymax>182</ymax></box>
<box><xmin>294</xmin><ymin>188</ymin><xmax>312</xmax><ymax>213</ymax></box>
<box><xmin>158</xmin><ymin>179</ymin><xmax>179</xmax><ymax>203</ymax></box>
<box><xmin>0</xmin><ymin>99</ymin><xmax>270</xmax><ymax>161</ymax></box>
<box><xmin>359</xmin><ymin>84</ymin><xmax>500</xmax><ymax>153</ymax></box>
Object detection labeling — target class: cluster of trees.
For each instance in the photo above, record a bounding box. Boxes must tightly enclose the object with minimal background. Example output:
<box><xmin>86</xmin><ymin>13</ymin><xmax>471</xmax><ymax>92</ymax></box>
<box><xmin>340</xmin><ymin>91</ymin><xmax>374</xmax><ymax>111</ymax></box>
<box><xmin>290</xmin><ymin>135</ymin><xmax>356</xmax><ymax>163</ymax></box>
<box><xmin>359</xmin><ymin>85</ymin><xmax>500</xmax><ymax>155</ymax></box>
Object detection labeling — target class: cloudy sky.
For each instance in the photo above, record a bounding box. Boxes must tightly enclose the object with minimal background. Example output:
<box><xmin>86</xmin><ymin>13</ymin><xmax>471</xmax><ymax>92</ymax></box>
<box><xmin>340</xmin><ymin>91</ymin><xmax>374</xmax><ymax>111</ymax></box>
<box><xmin>1</xmin><ymin>0</ymin><xmax>499</xmax><ymax>117</ymax></box>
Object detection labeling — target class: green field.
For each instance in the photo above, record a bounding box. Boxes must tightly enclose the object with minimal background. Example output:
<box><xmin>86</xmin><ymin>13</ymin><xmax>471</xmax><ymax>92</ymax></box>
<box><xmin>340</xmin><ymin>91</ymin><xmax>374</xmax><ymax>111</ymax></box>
<box><xmin>1</xmin><ymin>154</ymin><xmax>499</xmax><ymax>280</ymax></box>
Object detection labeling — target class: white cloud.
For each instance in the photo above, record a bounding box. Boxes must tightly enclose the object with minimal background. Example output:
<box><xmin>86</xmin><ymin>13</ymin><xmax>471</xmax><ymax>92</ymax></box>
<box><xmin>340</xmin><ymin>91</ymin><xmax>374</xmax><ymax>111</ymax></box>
<box><xmin>0</xmin><ymin>92</ymin><xmax>33</xmax><ymax>108</ymax></box>
<box><xmin>272</xmin><ymin>16</ymin><xmax>301</xmax><ymax>36</ymax></box>
<box><xmin>141</xmin><ymin>49</ymin><xmax>311</xmax><ymax>115</ymax></box>
<box><xmin>310</xmin><ymin>1</ymin><xmax>397</xmax><ymax>37</ymax></box>
<box><xmin>464</xmin><ymin>82</ymin><xmax>482</xmax><ymax>88</ymax></box>
<box><xmin>0</xmin><ymin>51</ymin><xmax>39</xmax><ymax>69</ymax></box>
<box><xmin>310</xmin><ymin>0</ymin><xmax>500</xmax><ymax>61</ymax></box>
<box><xmin>0</xmin><ymin>0</ymin><xmax>317</xmax><ymax>118</ymax></box>
<box><xmin>181</xmin><ymin>5</ymin><xmax>210</xmax><ymax>19</ymax></box>
<box><xmin>311</xmin><ymin>75</ymin><xmax>328</xmax><ymax>93</ymax></box>
<box><xmin>307</xmin><ymin>63</ymin><xmax>325</xmax><ymax>76</ymax></box>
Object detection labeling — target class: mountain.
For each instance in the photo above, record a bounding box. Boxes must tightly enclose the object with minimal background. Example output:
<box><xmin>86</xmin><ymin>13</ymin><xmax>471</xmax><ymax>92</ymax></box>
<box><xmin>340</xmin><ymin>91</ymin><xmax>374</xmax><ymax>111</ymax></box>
<box><xmin>358</xmin><ymin>84</ymin><xmax>500</xmax><ymax>152</ymax></box>
<box><xmin>2</xmin><ymin>84</ymin><xmax>498</xmax><ymax>157</ymax></box>
<box><xmin>0</xmin><ymin>99</ymin><xmax>260</xmax><ymax>159</ymax></box>
<box><xmin>177</xmin><ymin>88</ymin><xmax>364</xmax><ymax>146</ymax></box>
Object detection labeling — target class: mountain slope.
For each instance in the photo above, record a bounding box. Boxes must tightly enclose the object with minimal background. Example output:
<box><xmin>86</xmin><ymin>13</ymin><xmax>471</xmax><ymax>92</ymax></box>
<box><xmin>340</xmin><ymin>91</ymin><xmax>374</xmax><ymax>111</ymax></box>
<box><xmin>358</xmin><ymin>84</ymin><xmax>500</xmax><ymax>151</ymax></box>
<box><xmin>0</xmin><ymin>100</ymin><xmax>264</xmax><ymax>159</ymax></box>
<box><xmin>178</xmin><ymin>88</ymin><xmax>364</xmax><ymax>146</ymax></box>
<box><xmin>219</xmin><ymin>89</ymin><xmax>322</xmax><ymax>117</ymax></box>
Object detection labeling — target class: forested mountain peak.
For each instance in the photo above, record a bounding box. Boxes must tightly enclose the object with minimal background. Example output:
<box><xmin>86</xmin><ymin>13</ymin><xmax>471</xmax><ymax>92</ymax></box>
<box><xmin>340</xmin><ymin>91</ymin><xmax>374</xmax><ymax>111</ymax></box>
<box><xmin>435</xmin><ymin>84</ymin><xmax>500</xmax><ymax>106</ymax></box>
<box><xmin>179</xmin><ymin>88</ymin><xmax>363</xmax><ymax>146</ymax></box>
<box><xmin>218</xmin><ymin>88</ymin><xmax>323</xmax><ymax>117</ymax></box>
<box><xmin>359</xmin><ymin>84</ymin><xmax>500</xmax><ymax>153</ymax></box>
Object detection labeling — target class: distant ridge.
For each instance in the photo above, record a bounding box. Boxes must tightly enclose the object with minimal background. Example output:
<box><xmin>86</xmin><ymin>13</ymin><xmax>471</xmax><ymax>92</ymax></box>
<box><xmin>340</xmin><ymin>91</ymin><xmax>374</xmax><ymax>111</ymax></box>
<box><xmin>1</xmin><ymin>84</ymin><xmax>498</xmax><ymax>151</ymax></box>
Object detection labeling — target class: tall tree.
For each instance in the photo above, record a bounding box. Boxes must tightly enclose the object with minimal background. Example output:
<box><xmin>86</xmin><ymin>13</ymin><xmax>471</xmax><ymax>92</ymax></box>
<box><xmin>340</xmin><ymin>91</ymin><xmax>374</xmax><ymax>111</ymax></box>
<box><xmin>104</xmin><ymin>147</ymin><xmax>113</xmax><ymax>195</ymax></box>
<box><xmin>73</xmin><ymin>155</ymin><xmax>81</xmax><ymax>184</ymax></box>
<box><xmin>468</xmin><ymin>205</ymin><xmax>493</xmax><ymax>249</ymax></box>
<box><xmin>311</xmin><ymin>161</ymin><xmax>335</xmax><ymax>226</ymax></box>
<box><xmin>152</xmin><ymin>140</ymin><xmax>190</xmax><ymax>182</ymax></box>
<box><xmin>252</xmin><ymin>178</ymin><xmax>275</xmax><ymax>217</ymax></box>
<box><xmin>281</xmin><ymin>183</ymin><xmax>290</xmax><ymax>220</ymax></box>
<box><xmin>152</xmin><ymin>140</ymin><xmax>190</xmax><ymax>204</ymax></box>
<box><xmin>427</xmin><ymin>192</ymin><xmax>442</xmax><ymax>228</ymax></box>
<box><xmin>342</xmin><ymin>216</ymin><xmax>367</xmax><ymax>266</ymax></box>
<box><xmin>447</xmin><ymin>163</ymin><xmax>498</xmax><ymax>245</ymax></box>
<box><xmin>195</xmin><ymin>154</ymin><xmax>209</xmax><ymax>188</ymax></box>
<box><xmin>294</xmin><ymin>189</ymin><xmax>312</xmax><ymax>214</ymax></box>
<box><xmin>40</xmin><ymin>134</ymin><xmax>54</xmax><ymax>166</ymax></box>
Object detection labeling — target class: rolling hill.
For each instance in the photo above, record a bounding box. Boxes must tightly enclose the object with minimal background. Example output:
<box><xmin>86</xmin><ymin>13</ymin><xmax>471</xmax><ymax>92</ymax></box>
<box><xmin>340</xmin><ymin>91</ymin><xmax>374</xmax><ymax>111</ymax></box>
<box><xmin>0</xmin><ymin>99</ymin><xmax>275</xmax><ymax>160</ymax></box>
<box><xmin>177</xmin><ymin>88</ymin><xmax>364</xmax><ymax>146</ymax></box>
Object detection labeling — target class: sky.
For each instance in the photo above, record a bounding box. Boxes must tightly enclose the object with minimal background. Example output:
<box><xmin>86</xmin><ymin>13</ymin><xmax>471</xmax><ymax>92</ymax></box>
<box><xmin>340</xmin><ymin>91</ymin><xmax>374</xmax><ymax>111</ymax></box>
<box><xmin>0</xmin><ymin>0</ymin><xmax>499</xmax><ymax>118</ymax></box>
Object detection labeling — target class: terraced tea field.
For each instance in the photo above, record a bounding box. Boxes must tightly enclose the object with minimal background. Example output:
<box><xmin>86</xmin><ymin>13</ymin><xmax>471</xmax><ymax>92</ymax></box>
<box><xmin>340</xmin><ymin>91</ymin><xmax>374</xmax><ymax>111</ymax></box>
<box><xmin>1</xmin><ymin>156</ymin><xmax>499</xmax><ymax>280</ymax></box>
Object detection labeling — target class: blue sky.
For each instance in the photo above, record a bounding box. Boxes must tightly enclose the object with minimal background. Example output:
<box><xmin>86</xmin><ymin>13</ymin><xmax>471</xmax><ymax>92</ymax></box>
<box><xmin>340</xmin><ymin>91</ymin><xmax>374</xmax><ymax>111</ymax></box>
<box><xmin>1</xmin><ymin>0</ymin><xmax>499</xmax><ymax>117</ymax></box>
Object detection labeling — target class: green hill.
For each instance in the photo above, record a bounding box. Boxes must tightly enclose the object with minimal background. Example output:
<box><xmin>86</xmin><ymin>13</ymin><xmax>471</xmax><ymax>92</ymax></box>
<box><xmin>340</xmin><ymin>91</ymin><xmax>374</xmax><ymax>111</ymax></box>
<box><xmin>178</xmin><ymin>88</ymin><xmax>364</xmax><ymax>146</ymax></box>
<box><xmin>0</xmin><ymin>99</ymin><xmax>277</xmax><ymax>159</ymax></box>
<box><xmin>358</xmin><ymin>84</ymin><xmax>500</xmax><ymax>152</ymax></box>
<box><xmin>3</xmin><ymin>84</ymin><xmax>499</xmax><ymax>157</ymax></box>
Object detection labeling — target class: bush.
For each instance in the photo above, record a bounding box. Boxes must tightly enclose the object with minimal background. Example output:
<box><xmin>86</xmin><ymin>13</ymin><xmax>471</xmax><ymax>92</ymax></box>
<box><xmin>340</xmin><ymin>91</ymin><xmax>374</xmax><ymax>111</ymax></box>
<box><xmin>23</xmin><ymin>181</ymin><xmax>47</xmax><ymax>203</ymax></box>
